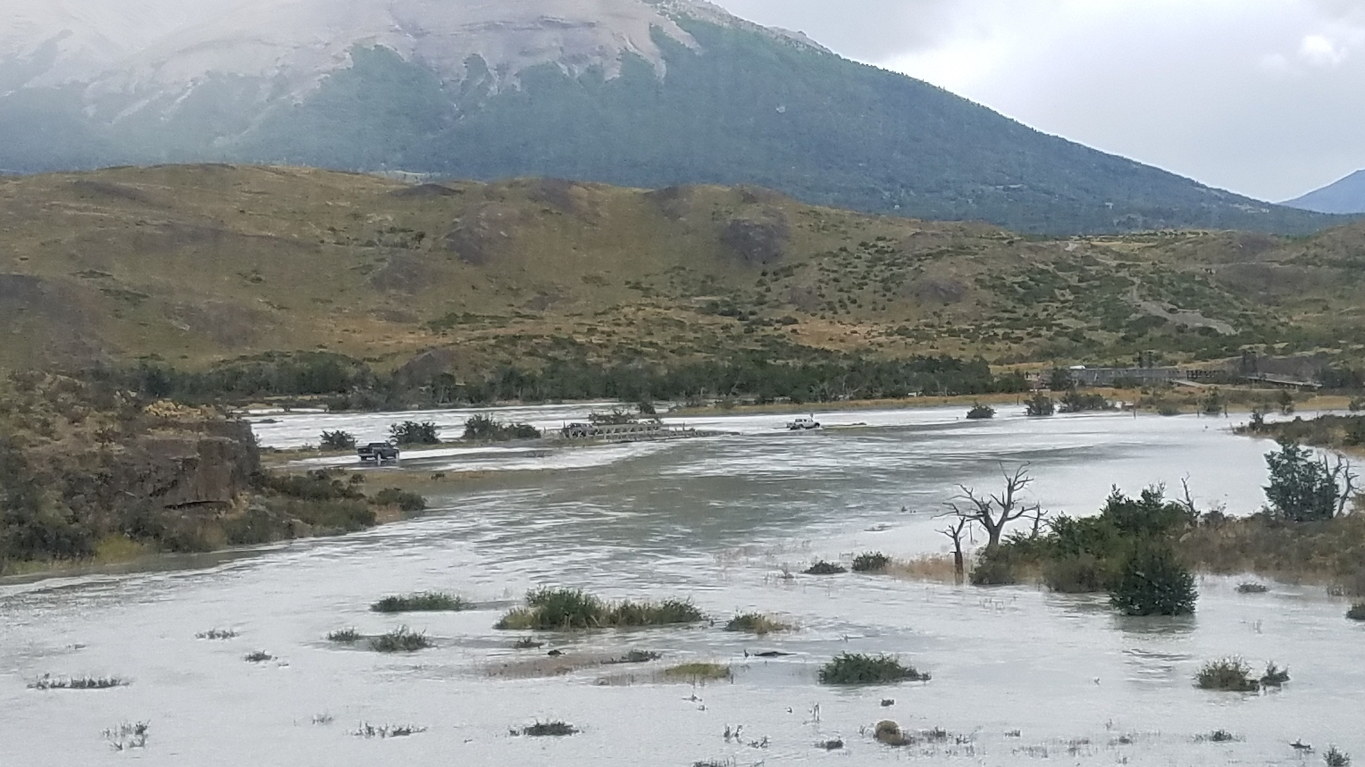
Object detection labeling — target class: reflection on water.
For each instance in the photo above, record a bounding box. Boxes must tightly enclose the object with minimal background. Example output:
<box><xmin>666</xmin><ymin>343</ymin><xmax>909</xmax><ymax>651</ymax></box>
<box><xmin>3</xmin><ymin>406</ymin><xmax>1361</xmax><ymax>766</ymax></box>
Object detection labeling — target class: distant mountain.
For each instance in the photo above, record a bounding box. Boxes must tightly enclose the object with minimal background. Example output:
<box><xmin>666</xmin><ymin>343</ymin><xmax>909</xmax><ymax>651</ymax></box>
<box><xmin>1282</xmin><ymin>170</ymin><xmax>1365</xmax><ymax>215</ymax></box>
<box><xmin>0</xmin><ymin>0</ymin><xmax>1346</xmax><ymax>235</ymax></box>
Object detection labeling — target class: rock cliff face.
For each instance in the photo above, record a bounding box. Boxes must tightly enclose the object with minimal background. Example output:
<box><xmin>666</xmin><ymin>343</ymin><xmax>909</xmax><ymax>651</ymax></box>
<box><xmin>128</xmin><ymin>420</ymin><xmax>261</xmax><ymax>510</ymax></box>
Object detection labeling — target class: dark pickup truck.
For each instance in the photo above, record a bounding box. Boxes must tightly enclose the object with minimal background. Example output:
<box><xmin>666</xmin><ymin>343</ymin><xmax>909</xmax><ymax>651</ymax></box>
<box><xmin>357</xmin><ymin>442</ymin><xmax>400</xmax><ymax>463</ymax></box>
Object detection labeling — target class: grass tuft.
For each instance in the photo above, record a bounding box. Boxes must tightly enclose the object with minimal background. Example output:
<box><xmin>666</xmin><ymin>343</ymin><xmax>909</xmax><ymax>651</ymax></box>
<box><xmin>29</xmin><ymin>675</ymin><xmax>128</xmax><ymax>690</ymax></box>
<box><xmin>662</xmin><ymin>662</ymin><xmax>731</xmax><ymax>681</ymax></box>
<box><xmin>1235</xmin><ymin>582</ymin><xmax>1269</xmax><ymax>594</ymax></box>
<box><xmin>819</xmin><ymin>653</ymin><xmax>929</xmax><ymax>685</ymax></box>
<box><xmin>1325</xmin><ymin>747</ymin><xmax>1352</xmax><ymax>767</ymax></box>
<box><xmin>352</xmin><ymin>723</ymin><xmax>426</xmax><ymax>739</ymax></box>
<box><xmin>1194</xmin><ymin>658</ymin><xmax>1259</xmax><ymax>692</ymax></box>
<box><xmin>724</xmin><ymin>612</ymin><xmax>793</xmax><ymax>635</ymax></box>
<box><xmin>370</xmin><ymin>592</ymin><xmax>469</xmax><ymax>613</ymax></box>
<box><xmin>1196</xmin><ymin>730</ymin><xmax>1240</xmax><ymax>743</ymax></box>
<box><xmin>327</xmin><ymin>628</ymin><xmax>362</xmax><ymax>643</ymax></box>
<box><xmin>605</xmin><ymin>649</ymin><xmax>662</xmax><ymax>665</ymax></box>
<box><xmin>803</xmin><ymin>560</ymin><xmax>847</xmax><ymax>575</ymax></box>
<box><xmin>369</xmin><ymin>626</ymin><xmax>434</xmax><ymax>653</ymax></box>
<box><xmin>519</xmin><ymin>721</ymin><xmax>578</xmax><ymax>737</ymax></box>
<box><xmin>494</xmin><ymin>588</ymin><xmax>705</xmax><ymax>631</ymax></box>
<box><xmin>195</xmin><ymin>628</ymin><xmax>238</xmax><ymax>640</ymax></box>
<box><xmin>817</xmin><ymin>737</ymin><xmax>845</xmax><ymax>750</ymax></box>
<box><xmin>243</xmin><ymin>651</ymin><xmax>274</xmax><ymax>663</ymax></box>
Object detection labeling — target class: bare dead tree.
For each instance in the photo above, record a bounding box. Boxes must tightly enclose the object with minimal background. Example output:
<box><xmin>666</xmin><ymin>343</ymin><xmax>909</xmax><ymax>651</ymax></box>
<box><xmin>938</xmin><ymin>516</ymin><xmax>971</xmax><ymax>583</ymax></box>
<box><xmin>946</xmin><ymin>464</ymin><xmax>1039</xmax><ymax>552</ymax></box>
<box><xmin>1329</xmin><ymin>454</ymin><xmax>1359</xmax><ymax>518</ymax></box>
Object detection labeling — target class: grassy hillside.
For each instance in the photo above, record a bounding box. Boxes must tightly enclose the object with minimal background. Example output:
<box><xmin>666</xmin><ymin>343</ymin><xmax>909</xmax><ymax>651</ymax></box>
<box><xmin>0</xmin><ymin>165</ymin><xmax>1361</xmax><ymax>381</ymax></box>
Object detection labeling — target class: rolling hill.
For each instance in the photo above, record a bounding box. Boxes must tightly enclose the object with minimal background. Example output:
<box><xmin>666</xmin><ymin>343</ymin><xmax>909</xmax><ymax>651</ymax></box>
<box><xmin>0</xmin><ymin>0</ymin><xmax>1344</xmax><ymax>235</ymax></box>
<box><xmin>0</xmin><ymin>165</ymin><xmax>1361</xmax><ymax>382</ymax></box>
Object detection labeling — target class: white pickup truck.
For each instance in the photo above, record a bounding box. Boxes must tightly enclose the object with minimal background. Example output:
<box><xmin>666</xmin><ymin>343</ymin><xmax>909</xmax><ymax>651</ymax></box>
<box><xmin>786</xmin><ymin>416</ymin><xmax>820</xmax><ymax>431</ymax></box>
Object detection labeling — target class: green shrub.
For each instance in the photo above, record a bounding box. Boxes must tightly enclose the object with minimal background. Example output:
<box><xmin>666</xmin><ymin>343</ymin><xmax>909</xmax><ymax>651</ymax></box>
<box><xmin>1060</xmin><ymin>391</ymin><xmax>1114</xmax><ymax>413</ymax></box>
<box><xmin>1348</xmin><ymin>603</ymin><xmax>1365</xmax><ymax>621</ymax></box>
<box><xmin>327</xmin><ymin>628</ymin><xmax>362</xmax><ymax>643</ymax></box>
<box><xmin>818</xmin><ymin>653</ymin><xmax>930</xmax><ymax>685</ymax></box>
<box><xmin>370</xmin><ymin>626</ymin><xmax>433</xmax><ymax>653</ymax></box>
<box><xmin>1264</xmin><ymin>439</ymin><xmax>1343</xmax><ymax>522</ymax></box>
<box><xmin>371</xmin><ymin>487</ymin><xmax>426</xmax><ymax>512</ymax></box>
<box><xmin>965</xmin><ymin>403</ymin><xmax>995</xmax><ymax>420</ymax></box>
<box><xmin>319</xmin><ymin>430</ymin><xmax>356</xmax><ymax>450</ymax></box>
<box><xmin>494</xmin><ymin>588</ymin><xmax>704</xmax><ymax>630</ymax></box>
<box><xmin>390</xmin><ymin>420</ymin><xmax>440</xmax><ymax>445</ymax></box>
<box><xmin>969</xmin><ymin>547</ymin><xmax>1019</xmax><ymax>586</ymax></box>
<box><xmin>462</xmin><ymin>415</ymin><xmax>539</xmax><ymax>441</ymax></box>
<box><xmin>371</xmin><ymin>592</ymin><xmax>469</xmax><ymax>613</ymax></box>
<box><xmin>804</xmin><ymin>560</ymin><xmax>847</xmax><ymax>575</ymax></box>
<box><xmin>1043</xmin><ymin>553</ymin><xmax>1113</xmax><ymax>593</ymax></box>
<box><xmin>1195</xmin><ymin>658</ymin><xmax>1259</xmax><ymax>691</ymax></box>
<box><xmin>1025</xmin><ymin>393</ymin><xmax>1055</xmax><ymax>417</ymax></box>
<box><xmin>852</xmin><ymin>552</ymin><xmax>891</xmax><ymax>573</ymax></box>
<box><xmin>724</xmin><ymin>613</ymin><xmax>792</xmax><ymax>635</ymax></box>
<box><xmin>1325</xmin><ymin>747</ymin><xmax>1352</xmax><ymax>767</ymax></box>
<box><xmin>258</xmin><ymin>470</ymin><xmax>363</xmax><ymax>501</ymax></box>
<box><xmin>1109</xmin><ymin>545</ymin><xmax>1197</xmax><ymax>616</ymax></box>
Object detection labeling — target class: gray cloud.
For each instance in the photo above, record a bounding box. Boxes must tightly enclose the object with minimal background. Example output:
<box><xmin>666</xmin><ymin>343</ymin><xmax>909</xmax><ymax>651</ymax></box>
<box><xmin>714</xmin><ymin>1</ymin><xmax>1365</xmax><ymax>202</ymax></box>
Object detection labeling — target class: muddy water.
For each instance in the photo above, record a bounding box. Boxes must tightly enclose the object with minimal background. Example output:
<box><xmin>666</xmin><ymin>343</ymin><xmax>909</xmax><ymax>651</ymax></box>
<box><xmin>3</xmin><ymin>406</ymin><xmax>1362</xmax><ymax>766</ymax></box>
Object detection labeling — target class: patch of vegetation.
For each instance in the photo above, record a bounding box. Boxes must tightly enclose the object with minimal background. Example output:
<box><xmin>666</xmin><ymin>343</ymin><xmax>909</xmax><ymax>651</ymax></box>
<box><xmin>874</xmin><ymin>720</ymin><xmax>911</xmax><ymax>747</ymax></box>
<box><xmin>965</xmin><ymin>403</ymin><xmax>996</xmax><ymax>420</ymax></box>
<box><xmin>103</xmin><ymin>721</ymin><xmax>150</xmax><ymax>751</ymax></box>
<box><xmin>389</xmin><ymin>420</ymin><xmax>440</xmax><ymax>445</ymax></box>
<box><xmin>817</xmin><ymin>737</ymin><xmax>845</xmax><ymax>750</ymax></box>
<box><xmin>319</xmin><ymin>430</ymin><xmax>356</xmax><ymax>450</ymax></box>
<box><xmin>1196</xmin><ymin>730</ymin><xmax>1240</xmax><ymax>743</ymax></box>
<box><xmin>803</xmin><ymin>560</ymin><xmax>847</xmax><ymax>575</ymax></box>
<box><xmin>196</xmin><ymin>628</ymin><xmax>238</xmax><ymax>640</ymax></box>
<box><xmin>371</xmin><ymin>487</ymin><xmax>426</xmax><ymax>512</ymax></box>
<box><xmin>1235</xmin><ymin>582</ymin><xmax>1269</xmax><ymax>594</ymax></box>
<box><xmin>28</xmin><ymin>675</ymin><xmax>129</xmax><ymax>690</ymax></box>
<box><xmin>371</xmin><ymin>592</ymin><xmax>469</xmax><ymax>613</ymax></box>
<box><xmin>1025</xmin><ymin>393</ymin><xmax>1055</xmax><ymax>417</ymax></box>
<box><xmin>605</xmin><ymin>649</ymin><xmax>662</xmax><ymax>664</ymax></box>
<box><xmin>1060</xmin><ymin>391</ymin><xmax>1114</xmax><ymax>413</ymax></box>
<box><xmin>353</xmin><ymin>723</ymin><xmax>426</xmax><ymax>739</ymax></box>
<box><xmin>818</xmin><ymin>653</ymin><xmax>929</xmax><ymax>685</ymax></box>
<box><xmin>1348</xmin><ymin>603</ymin><xmax>1365</xmax><ymax>621</ymax></box>
<box><xmin>1325</xmin><ymin>747</ymin><xmax>1352</xmax><ymax>767</ymax></box>
<box><xmin>494</xmin><ymin>588</ymin><xmax>705</xmax><ymax>630</ymax></box>
<box><xmin>1263</xmin><ymin>439</ymin><xmax>1352</xmax><ymax>522</ymax></box>
<box><xmin>1109</xmin><ymin>545</ymin><xmax>1198</xmax><ymax>616</ymax></box>
<box><xmin>518</xmin><ymin>721</ymin><xmax>578</xmax><ymax>737</ymax></box>
<box><xmin>851</xmin><ymin>552</ymin><xmax>891</xmax><ymax>573</ymax></box>
<box><xmin>243</xmin><ymin>651</ymin><xmax>274</xmax><ymax>663</ymax></box>
<box><xmin>724</xmin><ymin>613</ymin><xmax>792</xmax><ymax>635</ymax></box>
<box><xmin>513</xmin><ymin>636</ymin><xmax>543</xmax><ymax>649</ymax></box>
<box><xmin>327</xmin><ymin>628</ymin><xmax>362</xmax><ymax>643</ymax></box>
<box><xmin>1194</xmin><ymin>658</ymin><xmax>1260</xmax><ymax>692</ymax></box>
<box><xmin>663</xmin><ymin>662</ymin><xmax>731</xmax><ymax>681</ymax></box>
<box><xmin>462</xmin><ymin>414</ymin><xmax>540</xmax><ymax>441</ymax></box>
<box><xmin>370</xmin><ymin>626</ymin><xmax>434</xmax><ymax>653</ymax></box>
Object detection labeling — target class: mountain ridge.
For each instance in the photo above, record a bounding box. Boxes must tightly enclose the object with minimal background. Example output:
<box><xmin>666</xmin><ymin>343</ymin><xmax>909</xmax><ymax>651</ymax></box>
<box><xmin>0</xmin><ymin>1</ymin><xmax>1349</xmax><ymax>234</ymax></box>
<box><xmin>1283</xmin><ymin>170</ymin><xmax>1365</xmax><ymax>215</ymax></box>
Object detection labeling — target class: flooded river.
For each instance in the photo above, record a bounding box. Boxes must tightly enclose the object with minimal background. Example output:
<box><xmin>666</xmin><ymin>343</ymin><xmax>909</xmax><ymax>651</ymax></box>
<box><xmin>3</xmin><ymin>405</ymin><xmax>1362</xmax><ymax>766</ymax></box>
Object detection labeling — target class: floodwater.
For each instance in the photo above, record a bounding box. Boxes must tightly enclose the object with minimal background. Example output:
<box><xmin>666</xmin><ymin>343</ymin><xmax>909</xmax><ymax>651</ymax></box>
<box><xmin>3</xmin><ymin>405</ymin><xmax>1362</xmax><ymax>766</ymax></box>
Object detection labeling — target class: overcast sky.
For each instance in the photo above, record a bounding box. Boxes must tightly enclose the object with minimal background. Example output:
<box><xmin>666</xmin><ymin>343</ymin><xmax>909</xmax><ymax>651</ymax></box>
<box><xmin>718</xmin><ymin>0</ymin><xmax>1365</xmax><ymax>202</ymax></box>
